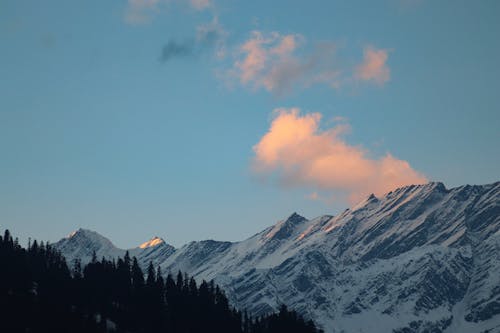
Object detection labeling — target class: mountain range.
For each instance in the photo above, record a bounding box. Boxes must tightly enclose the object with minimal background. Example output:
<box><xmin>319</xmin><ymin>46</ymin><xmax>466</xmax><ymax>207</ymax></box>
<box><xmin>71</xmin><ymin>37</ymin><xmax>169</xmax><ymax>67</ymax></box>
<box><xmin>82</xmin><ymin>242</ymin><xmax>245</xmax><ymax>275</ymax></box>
<box><xmin>54</xmin><ymin>181</ymin><xmax>500</xmax><ymax>333</ymax></box>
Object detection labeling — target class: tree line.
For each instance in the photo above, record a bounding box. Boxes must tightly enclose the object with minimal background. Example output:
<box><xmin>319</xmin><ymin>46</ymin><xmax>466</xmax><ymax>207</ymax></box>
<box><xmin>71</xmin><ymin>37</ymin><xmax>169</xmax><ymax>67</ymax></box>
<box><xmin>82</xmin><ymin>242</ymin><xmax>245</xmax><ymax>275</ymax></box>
<box><xmin>0</xmin><ymin>229</ymin><xmax>323</xmax><ymax>333</ymax></box>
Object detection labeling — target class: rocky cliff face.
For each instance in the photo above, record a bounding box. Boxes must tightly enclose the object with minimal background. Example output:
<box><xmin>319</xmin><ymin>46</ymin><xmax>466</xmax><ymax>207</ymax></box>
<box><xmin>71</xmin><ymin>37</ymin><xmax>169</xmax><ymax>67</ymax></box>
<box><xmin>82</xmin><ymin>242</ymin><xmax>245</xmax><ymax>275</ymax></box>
<box><xmin>55</xmin><ymin>181</ymin><xmax>500</xmax><ymax>333</ymax></box>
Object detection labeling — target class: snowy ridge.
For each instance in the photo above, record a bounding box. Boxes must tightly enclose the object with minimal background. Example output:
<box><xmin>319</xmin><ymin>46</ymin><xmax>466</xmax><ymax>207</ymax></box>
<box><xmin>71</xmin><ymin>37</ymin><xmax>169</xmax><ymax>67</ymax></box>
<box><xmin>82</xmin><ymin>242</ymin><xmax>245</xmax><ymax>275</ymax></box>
<box><xmin>54</xmin><ymin>181</ymin><xmax>500</xmax><ymax>333</ymax></box>
<box><xmin>139</xmin><ymin>236</ymin><xmax>165</xmax><ymax>249</ymax></box>
<box><xmin>55</xmin><ymin>229</ymin><xmax>175</xmax><ymax>268</ymax></box>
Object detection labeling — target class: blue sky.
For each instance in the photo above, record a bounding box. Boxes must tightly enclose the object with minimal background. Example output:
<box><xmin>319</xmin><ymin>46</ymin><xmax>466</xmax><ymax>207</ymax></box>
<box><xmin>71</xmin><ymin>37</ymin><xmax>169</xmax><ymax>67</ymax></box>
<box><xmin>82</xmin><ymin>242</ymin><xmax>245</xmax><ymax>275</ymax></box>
<box><xmin>1</xmin><ymin>0</ymin><xmax>499</xmax><ymax>248</ymax></box>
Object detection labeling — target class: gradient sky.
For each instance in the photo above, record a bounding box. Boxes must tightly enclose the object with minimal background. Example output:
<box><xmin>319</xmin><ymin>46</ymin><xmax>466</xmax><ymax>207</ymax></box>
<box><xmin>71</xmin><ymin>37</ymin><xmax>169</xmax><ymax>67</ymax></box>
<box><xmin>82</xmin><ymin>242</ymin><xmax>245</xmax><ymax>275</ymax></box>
<box><xmin>1</xmin><ymin>0</ymin><xmax>499</xmax><ymax>248</ymax></box>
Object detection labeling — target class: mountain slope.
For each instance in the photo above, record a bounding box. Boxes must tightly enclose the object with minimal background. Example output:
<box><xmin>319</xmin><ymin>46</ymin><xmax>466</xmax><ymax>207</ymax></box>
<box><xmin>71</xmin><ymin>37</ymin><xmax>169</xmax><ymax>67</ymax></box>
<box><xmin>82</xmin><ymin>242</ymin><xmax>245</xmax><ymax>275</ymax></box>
<box><xmin>54</xmin><ymin>181</ymin><xmax>500</xmax><ymax>333</ymax></box>
<box><xmin>55</xmin><ymin>229</ymin><xmax>175</xmax><ymax>268</ymax></box>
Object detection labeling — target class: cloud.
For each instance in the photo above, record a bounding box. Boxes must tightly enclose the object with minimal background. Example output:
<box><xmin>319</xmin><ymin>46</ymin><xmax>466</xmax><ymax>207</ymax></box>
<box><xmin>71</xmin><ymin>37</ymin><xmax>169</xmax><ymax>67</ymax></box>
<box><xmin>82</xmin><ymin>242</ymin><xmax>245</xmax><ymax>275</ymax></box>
<box><xmin>160</xmin><ymin>39</ymin><xmax>195</xmax><ymax>62</ymax></box>
<box><xmin>125</xmin><ymin>0</ymin><xmax>160</xmax><ymax>24</ymax></box>
<box><xmin>159</xmin><ymin>18</ymin><xmax>227</xmax><ymax>63</ymax></box>
<box><xmin>232</xmin><ymin>31</ymin><xmax>340</xmax><ymax>95</ymax></box>
<box><xmin>189</xmin><ymin>0</ymin><xmax>211</xmax><ymax>10</ymax></box>
<box><xmin>229</xmin><ymin>31</ymin><xmax>392</xmax><ymax>94</ymax></box>
<box><xmin>355</xmin><ymin>46</ymin><xmax>391</xmax><ymax>85</ymax></box>
<box><xmin>196</xmin><ymin>17</ymin><xmax>228</xmax><ymax>59</ymax></box>
<box><xmin>124</xmin><ymin>0</ymin><xmax>211</xmax><ymax>24</ymax></box>
<box><xmin>252</xmin><ymin>108</ymin><xmax>427</xmax><ymax>203</ymax></box>
<box><xmin>307</xmin><ymin>192</ymin><xmax>320</xmax><ymax>201</ymax></box>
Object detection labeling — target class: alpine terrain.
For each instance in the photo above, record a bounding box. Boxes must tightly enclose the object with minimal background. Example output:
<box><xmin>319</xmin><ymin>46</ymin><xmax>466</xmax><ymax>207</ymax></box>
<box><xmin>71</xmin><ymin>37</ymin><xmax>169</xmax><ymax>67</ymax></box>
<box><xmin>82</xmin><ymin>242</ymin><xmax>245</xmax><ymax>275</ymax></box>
<box><xmin>55</xmin><ymin>181</ymin><xmax>500</xmax><ymax>333</ymax></box>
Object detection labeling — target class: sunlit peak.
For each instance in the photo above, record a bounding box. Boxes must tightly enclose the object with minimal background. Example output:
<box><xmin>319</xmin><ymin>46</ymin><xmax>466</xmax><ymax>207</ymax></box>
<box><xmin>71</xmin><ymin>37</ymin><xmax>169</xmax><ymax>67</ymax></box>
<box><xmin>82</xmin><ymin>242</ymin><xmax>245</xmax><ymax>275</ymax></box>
<box><xmin>139</xmin><ymin>236</ymin><xmax>165</xmax><ymax>249</ymax></box>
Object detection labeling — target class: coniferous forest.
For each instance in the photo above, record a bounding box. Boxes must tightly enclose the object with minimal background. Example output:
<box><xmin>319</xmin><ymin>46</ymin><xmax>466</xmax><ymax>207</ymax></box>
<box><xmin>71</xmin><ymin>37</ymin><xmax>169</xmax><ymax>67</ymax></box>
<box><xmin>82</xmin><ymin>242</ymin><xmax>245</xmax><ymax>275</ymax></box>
<box><xmin>0</xmin><ymin>230</ymin><xmax>323</xmax><ymax>333</ymax></box>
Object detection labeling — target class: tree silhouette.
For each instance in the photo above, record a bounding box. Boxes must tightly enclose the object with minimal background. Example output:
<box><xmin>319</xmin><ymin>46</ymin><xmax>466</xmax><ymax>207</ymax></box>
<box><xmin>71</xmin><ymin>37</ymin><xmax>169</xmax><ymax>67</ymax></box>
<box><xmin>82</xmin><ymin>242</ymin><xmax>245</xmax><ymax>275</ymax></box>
<box><xmin>0</xmin><ymin>229</ymin><xmax>323</xmax><ymax>333</ymax></box>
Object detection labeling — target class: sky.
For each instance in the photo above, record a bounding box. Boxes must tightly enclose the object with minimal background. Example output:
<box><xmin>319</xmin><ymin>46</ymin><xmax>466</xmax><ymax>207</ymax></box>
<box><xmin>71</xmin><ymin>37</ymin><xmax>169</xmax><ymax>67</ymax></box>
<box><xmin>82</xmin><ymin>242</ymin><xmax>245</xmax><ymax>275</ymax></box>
<box><xmin>1</xmin><ymin>0</ymin><xmax>499</xmax><ymax>248</ymax></box>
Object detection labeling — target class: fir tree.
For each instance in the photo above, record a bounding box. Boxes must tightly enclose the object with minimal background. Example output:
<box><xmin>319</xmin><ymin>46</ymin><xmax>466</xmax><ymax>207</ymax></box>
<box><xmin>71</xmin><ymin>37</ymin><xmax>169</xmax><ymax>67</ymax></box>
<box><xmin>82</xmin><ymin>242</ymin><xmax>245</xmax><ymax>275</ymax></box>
<box><xmin>0</xmin><ymin>229</ymin><xmax>324</xmax><ymax>333</ymax></box>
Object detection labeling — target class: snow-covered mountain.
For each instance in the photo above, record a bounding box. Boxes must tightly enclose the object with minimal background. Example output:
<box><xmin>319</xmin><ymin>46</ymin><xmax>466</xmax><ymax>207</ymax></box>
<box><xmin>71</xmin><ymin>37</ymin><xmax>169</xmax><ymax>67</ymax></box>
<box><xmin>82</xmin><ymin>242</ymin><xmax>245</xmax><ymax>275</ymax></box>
<box><xmin>56</xmin><ymin>229</ymin><xmax>175</xmax><ymax>268</ymax></box>
<box><xmin>54</xmin><ymin>181</ymin><xmax>500</xmax><ymax>333</ymax></box>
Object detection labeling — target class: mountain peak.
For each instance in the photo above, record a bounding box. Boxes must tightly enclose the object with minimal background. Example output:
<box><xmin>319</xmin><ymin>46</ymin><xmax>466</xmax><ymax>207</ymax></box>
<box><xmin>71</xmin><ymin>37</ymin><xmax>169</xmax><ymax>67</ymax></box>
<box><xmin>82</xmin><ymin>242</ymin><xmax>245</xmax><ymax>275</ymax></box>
<box><xmin>53</xmin><ymin>180</ymin><xmax>500</xmax><ymax>333</ymax></box>
<box><xmin>139</xmin><ymin>236</ymin><xmax>166</xmax><ymax>249</ymax></box>
<box><xmin>285</xmin><ymin>212</ymin><xmax>307</xmax><ymax>224</ymax></box>
<box><xmin>263</xmin><ymin>213</ymin><xmax>308</xmax><ymax>241</ymax></box>
<box><xmin>423</xmin><ymin>181</ymin><xmax>447</xmax><ymax>192</ymax></box>
<box><xmin>351</xmin><ymin>193</ymin><xmax>379</xmax><ymax>212</ymax></box>
<box><xmin>67</xmin><ymin>228</ymin><xmax>103</xmax><ymax>240</ymax></box>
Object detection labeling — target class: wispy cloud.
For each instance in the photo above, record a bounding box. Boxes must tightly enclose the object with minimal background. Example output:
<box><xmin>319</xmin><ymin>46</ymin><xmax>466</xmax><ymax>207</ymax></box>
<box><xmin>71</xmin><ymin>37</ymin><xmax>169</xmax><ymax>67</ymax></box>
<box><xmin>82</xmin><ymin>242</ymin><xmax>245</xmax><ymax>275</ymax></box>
<box><xmin>196</xmin><ymin>17</ymin><xmax>228</xmax><ymax>59</ymax></box>
<box><xmin>252</xmin><ymin>108</ymin><xmax>427</xmax><ymax>203</ymax></box>
<box><xmin>355</xmin><ymin>46</ymin><xmax>391</xmax><ymax>85</ymax></box>
<box><xmin>228</xmin><ymin>31</ymin><xmax>391</xmax><ymax>95</ymax></box>
<box><xmin>159</xmin><ymin>17</ymin><xmax>227</xmax><ymax>63</ymax></box>
<box><xmin>189</xmin><ymin>0</ymin><xmax>211</xmax><ymax>10</ymax></box>
<box><xmin>125</xmin><ymin>0</ymin><xmax>161</xmax><ymax>24</ymax></box>
<box><xmin>230</xmin><ymin>31</ymin><xmax>339</xmax><ymax>95</ymax></box>
<box><xmin>124</xmin><ymin>0</ymin><xmax>211</xmax><ymax>24</ymax></box>
<box><xmin>160</xmin><ymin>39</ymin><xmax>195</xmax><ymax>62</ymax></box>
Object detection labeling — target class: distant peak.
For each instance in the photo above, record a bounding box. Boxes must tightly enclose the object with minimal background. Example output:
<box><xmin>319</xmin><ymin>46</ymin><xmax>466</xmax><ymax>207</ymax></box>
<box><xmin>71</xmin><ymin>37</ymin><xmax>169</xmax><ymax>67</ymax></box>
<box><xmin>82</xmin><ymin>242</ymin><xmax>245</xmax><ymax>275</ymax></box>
<box><xmin>351</xmin><ymin>193</ymin><xmax>380</xmax><ymax>211</ymax></box>
<box><xmin>285</xmin><ymin>212</ymin><xmax>307</xmax><ymax>224</ymax></box>
<box><xmin>139</xmin><ymin>236</ymin><xmax>165</xmax><ymax>249</ymax></box>
<box><xmin>68</xmin><ymin>228</ymin><xmax>96</xmax><ymax>239</ymax></box>
<box><xmin>61</xmin><ymin>229</ymin><xmax>116</xmax><ymax>249</ymax></box>
<box><xmin>385</xmin><ymin>181</ymin><xmax>447</xmax><ymax>198</ymax></box>
<box><xmin>263</xmin><ymin>213</ymin><xmax>308</xmax><ymax>241</ymax></box>
<box><xmin>426</xmin><ymin>181</ymin><xmax>447</xmax><ymax>192</ymax></box>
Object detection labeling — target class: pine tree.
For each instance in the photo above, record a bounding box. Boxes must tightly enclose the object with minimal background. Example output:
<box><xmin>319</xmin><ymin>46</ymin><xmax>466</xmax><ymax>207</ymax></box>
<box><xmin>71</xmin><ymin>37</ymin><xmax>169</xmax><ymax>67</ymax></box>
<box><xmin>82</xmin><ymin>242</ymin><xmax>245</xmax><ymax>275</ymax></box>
<box><xmin>72</xmin><ymin>258</ymin><xmax>82</xmax><ymax>279</ymax></box>
<box><xmin>156</xmin><ymin>266</ymin><xmax>164</xmax><ymax>289</ymax></box>
<box><xmin>3</xmin><ymin>229</ymin><xmax>11</xmax><ymax>245</ymax></box>
<box><xmin>146</xmin><ymin>261</ymin><xmax>156</xmax><ymax>287</ymax></box>
<box><xmin>0</xmin><ymin>229</ymin><xmax>325</xmax><ymax>333</ymax></box>
<box><xmin>131</xmin><ymin>257</ymin><xmax>144</xmax><ymax>289</ymax></box>
<box><xmin>176</xmin><ymin>270</ymin><xmax>183</xmax><ymax>291</ymax></box>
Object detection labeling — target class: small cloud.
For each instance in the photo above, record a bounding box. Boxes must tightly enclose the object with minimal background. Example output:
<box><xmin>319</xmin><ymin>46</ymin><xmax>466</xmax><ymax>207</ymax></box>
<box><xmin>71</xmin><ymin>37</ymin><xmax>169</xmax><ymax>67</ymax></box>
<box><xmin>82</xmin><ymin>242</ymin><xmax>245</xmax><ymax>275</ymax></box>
<box><xmin>189</xmin><ymin>0</ymin><xmax>211</xmax><ymax>10</ymax></box>
<box><xmin>124</xmin><ymin>0</ymin><xmax>160</xmax><ymax>24</ymax></box>
<box><xmin>227</xmin><ymin>31</ymin><xmax>392</xmax><ymax>95</ymax></box>
<box><xmin>305</xmin><ymin>191</ymin><xmax>340</xmax><ymax>205</ymax></box>
<box><xmin>124</xmin><ymin>0</ymin><xmax>211</xmax><ymax>25</ymax></box>
<box><xmin>332</xmin><ymin>116</ymin><xmax>348</xmax><ymax>123</ymax></box>
<box><xmin>306</xmin><ymin>192</ymin><xmax>319</xmax><ymax>200</ymax></box>
<box><xmin>160</xmin><ymin>39</ymin><xmax>195</xmax><ymax>62</ymax></box>
<box><xmin>230</xmin><ymin>31</ymin><xmax>340</xmax><ymax>95</ymax></box>
<box><xmin>355</xmin><ymin>46</ymin><xmax>391</xmax><ymax>85</ymax></box>
<box><xmin>252</xmin><ymin>108</ymin><xmax>427</xmax><ymax>203</ymax></box>
<box><xmin>159</xmin><ymin>17</ymin><xmax>227</xmax><ymax>63</ymax></box>
<box><xmin>196</xmin><ymin>17</ymin><xmax>228</xmax><ymax>59</ymax></box>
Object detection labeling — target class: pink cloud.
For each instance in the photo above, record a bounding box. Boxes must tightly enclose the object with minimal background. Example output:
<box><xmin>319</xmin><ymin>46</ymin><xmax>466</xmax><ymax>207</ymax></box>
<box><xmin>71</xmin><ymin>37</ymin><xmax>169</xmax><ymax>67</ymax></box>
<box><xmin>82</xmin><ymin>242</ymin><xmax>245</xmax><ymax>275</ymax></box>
<box><xmin>196</xmin><ymin>16</ymin><xmax>228</xmax><ymax>59</ymax></box>
<box><xmin>355</xmin><ymin>46</ymin><xmax>391</xmax><ymax>85</ymax></box>
<box><xmin>189</xmin><ymin>0</ymin><xmax>211</xmax><ymax>10</ymax></box>
<box><xmin>270</xmin><ymin>34</ymin><xmax>298</xmax><ymax>56</ymax></box>
<box><xmin>236</xmin><ymin>31</ymin><xmax>275</xmax><ymax>84</ymax></box>
<box><xmin>125</xmin><ymin>0</ymin><xmax>160</xmax><ymax>24</ymax></box>
<box><xmin>253</xmin><ymin>108</ymin><xmax>427</xmax><ymax>203</ymax></box>
<box><xmin>307</xmin><ymin>192</ymin><xmax>320</xmax><ymax>201</ymax></box>
<box><xmin>124</xmin><ymin>0</ymin><xmax>210</xmax><ymax>24</ymax></box>
<box><xmin>231</xmin><ymin>32</ymin><xmax>392</xmax><ymax>94</ymax></box>
<box><xmin>233</xmin><ymin>31</ymin><xmax>338</xmax><ymax>94</ymax></box>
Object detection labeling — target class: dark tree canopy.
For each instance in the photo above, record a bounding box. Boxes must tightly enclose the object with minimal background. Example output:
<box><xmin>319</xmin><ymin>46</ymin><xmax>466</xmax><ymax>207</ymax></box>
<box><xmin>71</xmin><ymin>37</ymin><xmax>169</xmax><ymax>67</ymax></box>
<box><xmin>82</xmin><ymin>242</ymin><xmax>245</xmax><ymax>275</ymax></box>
<box><xmin>0</xmin><ymin>229</ymin><xmax>323</xmax><ymax>333</ymax></box>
